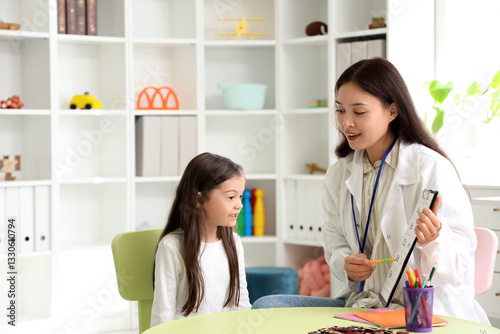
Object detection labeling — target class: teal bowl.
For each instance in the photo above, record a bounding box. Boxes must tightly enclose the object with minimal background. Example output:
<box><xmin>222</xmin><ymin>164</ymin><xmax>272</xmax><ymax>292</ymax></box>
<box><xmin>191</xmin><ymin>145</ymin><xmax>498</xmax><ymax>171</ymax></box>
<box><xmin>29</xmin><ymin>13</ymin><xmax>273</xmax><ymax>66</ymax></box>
<box><xmin>218</xmin><ymin>84</ymin><xmax>268</xmax><ymax>110</ymax></box>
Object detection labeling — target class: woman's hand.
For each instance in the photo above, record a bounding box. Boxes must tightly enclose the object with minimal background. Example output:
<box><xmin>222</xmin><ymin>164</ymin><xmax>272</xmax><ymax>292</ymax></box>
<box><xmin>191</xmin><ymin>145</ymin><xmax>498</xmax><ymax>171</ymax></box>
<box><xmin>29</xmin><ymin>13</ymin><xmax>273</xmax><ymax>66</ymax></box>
<box><xmin>344</xmin><ymin>253</ymin><xmax>375</xmax><ymax>282</ymax></box>
<box><xmin>415</xmin><ymin>195</ymin><xmax>442</xmax><ymax>245</ymax></box>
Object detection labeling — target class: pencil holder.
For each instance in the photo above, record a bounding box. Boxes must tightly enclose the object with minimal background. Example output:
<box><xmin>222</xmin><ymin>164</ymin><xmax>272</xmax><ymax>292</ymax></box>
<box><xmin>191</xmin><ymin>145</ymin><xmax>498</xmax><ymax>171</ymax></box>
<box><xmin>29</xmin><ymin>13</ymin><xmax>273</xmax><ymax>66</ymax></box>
<box><xmin>402</xmin><ymin>286</ymin><xmax>434</xmax><ymax>332</ymax></box>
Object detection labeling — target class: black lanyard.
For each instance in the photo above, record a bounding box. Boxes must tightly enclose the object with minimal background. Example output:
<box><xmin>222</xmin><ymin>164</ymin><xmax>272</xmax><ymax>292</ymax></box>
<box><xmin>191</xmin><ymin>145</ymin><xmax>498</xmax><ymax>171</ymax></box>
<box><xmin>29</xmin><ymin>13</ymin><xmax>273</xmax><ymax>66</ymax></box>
<box><xmin>351</xmin><ymin>138</ymin><xmax>397</xmax><ymax>292</ymax></box>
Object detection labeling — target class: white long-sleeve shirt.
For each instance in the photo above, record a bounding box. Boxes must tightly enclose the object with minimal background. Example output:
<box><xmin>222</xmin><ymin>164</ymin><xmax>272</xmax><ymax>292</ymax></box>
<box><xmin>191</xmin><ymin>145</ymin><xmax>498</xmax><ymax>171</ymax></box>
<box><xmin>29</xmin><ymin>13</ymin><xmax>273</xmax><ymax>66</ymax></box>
<box><xmin>150</xmin><ymin>230</ymin><xmax>251</xmax><ymax>327</ymax></box>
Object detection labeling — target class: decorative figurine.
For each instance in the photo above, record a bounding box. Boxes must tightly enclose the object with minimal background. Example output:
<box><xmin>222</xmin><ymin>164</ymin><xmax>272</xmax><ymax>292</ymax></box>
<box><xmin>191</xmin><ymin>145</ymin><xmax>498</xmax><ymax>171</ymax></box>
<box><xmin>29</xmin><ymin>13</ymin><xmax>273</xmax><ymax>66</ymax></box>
<box><xmin>0</xmin><ymin>155</ymin><xmax>21</xmax><ymax>181</ymax></box>
<box><xmin>217</xmin><ymin>18</ymin><xmax>266</xmax><ymax>40</ymax></box>
<box><xmin>136</xmin><ymin>86</ymin><xmax>179</xmax><ymax>110</ymax></box>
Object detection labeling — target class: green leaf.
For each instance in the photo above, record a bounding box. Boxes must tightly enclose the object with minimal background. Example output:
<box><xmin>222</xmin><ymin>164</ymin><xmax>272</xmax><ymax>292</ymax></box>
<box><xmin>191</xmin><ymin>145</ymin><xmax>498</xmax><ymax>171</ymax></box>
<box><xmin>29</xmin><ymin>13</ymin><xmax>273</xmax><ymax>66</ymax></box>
<box><xmin>431</xmin><ymin>107</ymin><xmax>445</xmax><ymax>133</ymax></box>
<box><xmin>428</xmin><ymin>80</ymin><xmax>453</xmax><ymax>104</ymax></box>
<box><xmin>491</xmin><ymin>69</ymin><xmax>500</xmax><ymax>89</ymax></box>
<box><xmin>466</xmin><ymin>81</ymin><xmax>480</xmax><ymax>96</ymax></box>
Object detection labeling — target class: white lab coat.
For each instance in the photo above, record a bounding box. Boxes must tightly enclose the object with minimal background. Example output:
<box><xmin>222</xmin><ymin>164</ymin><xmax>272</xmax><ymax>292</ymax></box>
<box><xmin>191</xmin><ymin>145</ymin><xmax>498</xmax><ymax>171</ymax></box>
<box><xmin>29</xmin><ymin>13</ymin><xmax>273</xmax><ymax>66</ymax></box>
<box><xmin>322</xmin><ymin>140</ymin><xmax>490</xmax><ymax>325</ymax></box>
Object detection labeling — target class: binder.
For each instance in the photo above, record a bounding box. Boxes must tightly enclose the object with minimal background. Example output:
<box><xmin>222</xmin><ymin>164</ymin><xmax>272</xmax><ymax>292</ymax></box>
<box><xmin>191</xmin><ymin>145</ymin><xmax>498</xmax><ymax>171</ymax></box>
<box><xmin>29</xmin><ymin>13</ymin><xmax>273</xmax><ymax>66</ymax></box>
<box><xmin>5</xmin><ymin>187</ymin><xmax>19</xmax><ymax>248</ymax></box>
<box><xmin>179</xmin><ymin>117</ymin><xmax>197</xmax><ymax>174</ymax></box>
<box><xmin>160</xmin><ymin>116</ymin><xmax>180</xmax><ymax>176</ymax></box>
<box><xmin>314</xmin><ymin>182</ymin><xmax>325</xmax><ymax>242</ymax></box>
<box><xmin>0</xmin><ymin>188</ymin><xmax>5</xmax><ymax>253</ymax></box>
<box><xmin>367</xmin><ymin>39</ymin><xmax>386</xmax><ymax>59</ymax></box>
<box><xmin>336</xmin><ymin>42</ymin><xmax>351</xmax><ymax>80</ymax></box>
<box><xmin>285</xmin><ymin>179</ymin><xmax>297</xmax><ymax>239</ymax></box>
<box><xmin>351</xmin><ymin>41</ymin><xmax>367</xmax><ymax>65</ymax></box>
<box><xmin>34</xmin><ymin>186</ymin><xmax>51</xmax><ymax>252</ymax></box>
<box><xmin>305</xmin><ymin>181</ymin><xmax>317</xmax><ymax>241</ymax></box>
<box><xmin>296</xmin><ymin>180</ymin><xmax>306</xmax><ymax>240</ymax></box>
<box><xmin>136</xmin><ymin>116</ymin><xmax>162</xmax><ymax>176</ymax></box>
<box><xmin>19</xmin><ymin>187</ymin><xmax>34</xmax><ymax>253</ymax></box>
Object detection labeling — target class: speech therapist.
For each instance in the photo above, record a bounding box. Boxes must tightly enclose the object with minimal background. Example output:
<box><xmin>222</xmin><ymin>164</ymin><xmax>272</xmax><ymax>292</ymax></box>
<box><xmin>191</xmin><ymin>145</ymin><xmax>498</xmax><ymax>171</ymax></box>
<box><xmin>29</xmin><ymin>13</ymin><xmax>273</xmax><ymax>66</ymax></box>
<box><xmin>323</xmin><ymin>57</ymin><xmax>489</xmax><ymax>324</ymax></box>
<box><xmin>252</xmin><ymin>57</ymin><xmax>489</xmax><ymax>325</ymax></box>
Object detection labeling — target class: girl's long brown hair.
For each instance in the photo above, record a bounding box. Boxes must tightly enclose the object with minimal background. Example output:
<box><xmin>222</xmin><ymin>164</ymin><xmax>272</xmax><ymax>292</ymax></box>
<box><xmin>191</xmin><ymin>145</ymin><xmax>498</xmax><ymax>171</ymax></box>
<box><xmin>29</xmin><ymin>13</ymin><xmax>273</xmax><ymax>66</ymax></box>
<box><xmin>154</xmin><ymin>152</ymin><xmax>244</xmax><ymax>316</ymax></box>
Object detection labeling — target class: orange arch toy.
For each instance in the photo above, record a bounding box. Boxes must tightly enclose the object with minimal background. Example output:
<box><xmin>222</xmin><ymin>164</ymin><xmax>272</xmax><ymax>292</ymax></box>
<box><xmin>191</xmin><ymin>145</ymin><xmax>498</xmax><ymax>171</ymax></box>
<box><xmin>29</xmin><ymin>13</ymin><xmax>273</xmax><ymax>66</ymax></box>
<box><xmin>136</xmin><ymin>86</ymin><xmax>179</xmax><ymax>110</ymax></box>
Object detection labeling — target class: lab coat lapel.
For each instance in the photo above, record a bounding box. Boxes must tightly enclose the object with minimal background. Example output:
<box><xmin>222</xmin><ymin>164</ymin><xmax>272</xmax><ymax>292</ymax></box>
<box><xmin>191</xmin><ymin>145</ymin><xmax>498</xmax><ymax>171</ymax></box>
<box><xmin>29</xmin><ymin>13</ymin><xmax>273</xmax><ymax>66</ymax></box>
<box><xmin>345</xmin><ymin>150</ymin><xmax>365</xmax><ymax>219</ymax></box>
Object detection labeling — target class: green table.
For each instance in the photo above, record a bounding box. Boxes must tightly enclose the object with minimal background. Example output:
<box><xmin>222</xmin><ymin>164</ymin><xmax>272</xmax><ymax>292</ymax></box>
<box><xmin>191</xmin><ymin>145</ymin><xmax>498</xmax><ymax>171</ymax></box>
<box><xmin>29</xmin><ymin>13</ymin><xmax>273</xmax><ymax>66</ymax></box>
<box><xmin>144</xmin><ymin>307</ymin><xmax>500</xmax><ymax>333</ymax></box>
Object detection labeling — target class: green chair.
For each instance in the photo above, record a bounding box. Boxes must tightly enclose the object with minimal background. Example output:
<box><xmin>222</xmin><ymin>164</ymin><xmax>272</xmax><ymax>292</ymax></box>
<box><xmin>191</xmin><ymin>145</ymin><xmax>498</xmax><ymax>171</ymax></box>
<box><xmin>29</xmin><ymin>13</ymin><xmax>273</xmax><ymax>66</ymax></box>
<box><xmin>111</xmin><ymin>228</ymin><xmax>163</xmax><ymax>333</ymax></box>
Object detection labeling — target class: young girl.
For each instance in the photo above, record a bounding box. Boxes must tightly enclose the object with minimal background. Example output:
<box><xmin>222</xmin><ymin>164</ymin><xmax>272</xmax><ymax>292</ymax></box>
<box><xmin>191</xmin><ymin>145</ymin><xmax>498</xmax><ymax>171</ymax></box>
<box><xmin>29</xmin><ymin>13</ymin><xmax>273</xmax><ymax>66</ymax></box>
<box><xmin>150</xmin><ymin>152</ymin><xmax>251</xmax><ymax>326</ymax></box>
<box><xmin>253</xmin><ymin>58</ymin><xmax>490</xmax><ymax>325</ymax></box>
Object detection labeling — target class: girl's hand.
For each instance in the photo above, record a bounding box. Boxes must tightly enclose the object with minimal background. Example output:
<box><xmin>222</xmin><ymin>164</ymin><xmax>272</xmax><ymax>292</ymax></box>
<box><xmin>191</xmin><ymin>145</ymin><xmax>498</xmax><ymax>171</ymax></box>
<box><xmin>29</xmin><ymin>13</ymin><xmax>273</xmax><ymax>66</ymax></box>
<box><xmin>344</xmin><ymin>253</ymin><xmax>376</xmax><ymax>282</ymax></box>
<box><xmin>415</xmin><ymin>195</ymin><xmax>442</xmax><ymax>245</ymax></box>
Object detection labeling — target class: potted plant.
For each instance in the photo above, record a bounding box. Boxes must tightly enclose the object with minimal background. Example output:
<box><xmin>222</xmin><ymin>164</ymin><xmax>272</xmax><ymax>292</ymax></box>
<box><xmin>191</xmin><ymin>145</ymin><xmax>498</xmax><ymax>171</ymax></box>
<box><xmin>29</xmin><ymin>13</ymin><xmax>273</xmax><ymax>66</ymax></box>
<box><xmin>424</xmin><ymin>69</ymin><xmax>500</xmax><ymax>134</ymax></box>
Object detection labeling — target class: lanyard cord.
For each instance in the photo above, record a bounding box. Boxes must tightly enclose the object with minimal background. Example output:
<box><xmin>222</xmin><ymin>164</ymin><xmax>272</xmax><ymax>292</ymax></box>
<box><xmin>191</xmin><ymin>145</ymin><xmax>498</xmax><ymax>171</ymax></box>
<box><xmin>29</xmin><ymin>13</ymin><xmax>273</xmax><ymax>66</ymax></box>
<box><xmin>352</xmin><ymin>138</ymin><xmax>397</xmax><ymax>292</ymax></box>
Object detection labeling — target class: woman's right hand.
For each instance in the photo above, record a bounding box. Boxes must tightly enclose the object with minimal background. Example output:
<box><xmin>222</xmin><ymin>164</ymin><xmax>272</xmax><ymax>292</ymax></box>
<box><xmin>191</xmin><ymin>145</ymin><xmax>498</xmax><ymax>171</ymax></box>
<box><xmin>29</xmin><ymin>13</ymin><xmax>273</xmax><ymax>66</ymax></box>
<box><xmin>344</xmin><ymin>253</ymin><xmax>376</xmax><ymax>282</ymax></box>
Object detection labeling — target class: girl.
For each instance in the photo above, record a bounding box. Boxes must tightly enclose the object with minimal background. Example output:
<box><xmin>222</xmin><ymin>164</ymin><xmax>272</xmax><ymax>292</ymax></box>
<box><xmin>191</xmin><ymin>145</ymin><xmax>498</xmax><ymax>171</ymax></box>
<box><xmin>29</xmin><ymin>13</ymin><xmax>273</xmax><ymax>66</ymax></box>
<box><xmin>150</xmin><ymin>152</ymin><xmax>251</xmax><ymax>326</ymax></box>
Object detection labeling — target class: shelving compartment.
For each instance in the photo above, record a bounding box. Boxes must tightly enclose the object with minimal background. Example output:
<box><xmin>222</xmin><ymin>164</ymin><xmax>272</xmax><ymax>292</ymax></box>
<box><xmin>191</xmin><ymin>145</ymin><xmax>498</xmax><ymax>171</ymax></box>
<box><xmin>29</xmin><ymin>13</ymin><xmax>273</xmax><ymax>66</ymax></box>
<box><xmin>94</xmin><ymin>0</ymin><xmax>125</xmax><ymax>37</ymax></box>
<box><xmin>0</xmin><ymin>0</ymin><xmax>50</xmax><ymax>34</ymax></box>
<box><xmin>282</xmin><ymin>43</ymin><xmax>329</xmax><ymax>110</ymax></box>
<box><xmin>332</xmin><ymin>0</ymin><xmax>386</xmax><ymax>35</ymax></box>
<box><xmin>279</xmin><ymin>0</ymin><xmax>328</xmax><ymax>40</ymax></box>
<box><xmin>205</xmin><ymin>46</ymin><xmax>275</xmax><ymax>110</ymax></box>
<box><xmin>57</xmin><ymin>41</ymin><xmax>126</xmax><ymax>110</ymax></box>
<box><xmin>58</xmin><ymin>183</ymin><xmax>127</xmax><ymax>249</ymax></box>
<box><xmin>0</xmin><ymin>115</ymin><xmax>51</xmax><ymax>181</ymax></box>
<box><xmin>204</xmin><ymin>0</ymin><xmax>275</xmax><ymax>41</ymax></box>
<box><xmin>135</xmin><ymin>181</ymin><xmax>178</xmax><ymax>230</ymax></box>
<box><xmin>132</xmin><ymin>0</ymin><xmax>196</xmax><ymax>39</ymax></box>
<box><xmin>204</xmin><ymin>114</ymin><xmax>276</xmax><ymax>174</ymax></box>
<box><xmin>56</xmin><ymin>115</ymin><xmax>126</xmax><ymax>180</ymax></box>
<box><xmin>0</xmin><ymin>37</ymin><xmax>50</xmax><ymax>109</ymax></box>
<box><xmin>0</xmin><ymin>254</ymin><xmax>52</xmax><ymax>322</ymax></box>
<box><xmin>133</xmin><ymin>44</ymin><xmax>197</xmax><ymax>110</ymax></box>
<box><xmin>281</xmin><ymin>113</ymin><xmax>331</xmax><ymax>175</ymax></box>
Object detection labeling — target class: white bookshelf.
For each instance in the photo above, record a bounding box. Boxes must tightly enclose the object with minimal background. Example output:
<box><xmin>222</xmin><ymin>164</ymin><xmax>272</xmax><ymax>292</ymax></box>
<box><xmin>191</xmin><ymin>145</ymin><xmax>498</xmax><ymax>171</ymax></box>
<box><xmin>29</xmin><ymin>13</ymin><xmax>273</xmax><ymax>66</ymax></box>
<box><xmin>0</xmin><ymin>0</ymin><xmax>439</xmax><ymax>332</ymax></box>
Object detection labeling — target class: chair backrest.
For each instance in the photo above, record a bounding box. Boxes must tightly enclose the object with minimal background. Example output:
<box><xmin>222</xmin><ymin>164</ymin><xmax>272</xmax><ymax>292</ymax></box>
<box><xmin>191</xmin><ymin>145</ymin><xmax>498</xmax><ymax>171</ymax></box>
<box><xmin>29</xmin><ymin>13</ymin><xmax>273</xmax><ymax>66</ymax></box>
<box><xmin>474</xmin><ymin>227</ymin><xmax>498</xmax><ymax>295</ymax></box>
<box><xmin>111</xmin><ymin>228</ymin><xmax>163</xmax><ymax>333</ymax></box>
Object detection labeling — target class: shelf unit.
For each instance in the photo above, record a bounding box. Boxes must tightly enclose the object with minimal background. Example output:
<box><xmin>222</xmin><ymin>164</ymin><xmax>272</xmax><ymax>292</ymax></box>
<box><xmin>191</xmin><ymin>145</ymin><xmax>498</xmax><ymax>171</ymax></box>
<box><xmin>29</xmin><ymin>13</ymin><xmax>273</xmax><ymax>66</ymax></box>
<box><xmin>0</xmin><ymin>0</ymin><xmax>448</xmax><ymax>332</ymax></box>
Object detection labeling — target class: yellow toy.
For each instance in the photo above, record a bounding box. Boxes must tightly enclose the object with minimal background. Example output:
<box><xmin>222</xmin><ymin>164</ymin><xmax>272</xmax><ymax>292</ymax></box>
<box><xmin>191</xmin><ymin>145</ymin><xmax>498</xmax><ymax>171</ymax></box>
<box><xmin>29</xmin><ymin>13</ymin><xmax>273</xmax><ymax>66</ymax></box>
<box><xmin>217</xmin><ymin>18</ymin><xmax>265</xmax><ymax>40</ymax></box>
<box><xmin>69</xmin><ymin>92</ymin><xmax>102</xmax><ymax>109</ymax></box>
<box><xmin>253</xmin><ymin>188</ymin><xmax>265</xmax><ymax>236</ymax></box>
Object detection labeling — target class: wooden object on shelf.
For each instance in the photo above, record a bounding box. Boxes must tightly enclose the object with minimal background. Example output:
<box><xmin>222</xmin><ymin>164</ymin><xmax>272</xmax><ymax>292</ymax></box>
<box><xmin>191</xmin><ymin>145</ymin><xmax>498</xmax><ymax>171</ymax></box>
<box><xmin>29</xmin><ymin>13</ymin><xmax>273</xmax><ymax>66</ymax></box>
<box><xmin>243</xmin><ymin>189</ymin><xmax>253</xmax><ymax>236</ymax></box>
<box><xmin>137</xmin><ymin>86</ymin><xmax>179</xmax><ymax>110</ymax></box>
<box><xmin>369</xmin><ymin>17</ymin><xmax>387</xmax><ymax>29</ymax></box>
<box><xmin>0</xmin><ymin>20</ymin><xmax>20</xmax><ymax>30</ymax></box>
<box><xmin>305</xmin><ymin>162</ymin><xmax>327</xmax><ymax>174</ymax></box>
<box><xmin>217</xmin><ymin>18</ymin><xmax>265</xmax><ymax>40</ymax></box>
<box><xmin>253</xmin><ymin>189</ymin><xmax>265</xmax><ymax>236</ymax></box>
<box><xmin>0</xmin><ymin>155</ymin><xmax>21</xmax><ymax>181</ymax></box>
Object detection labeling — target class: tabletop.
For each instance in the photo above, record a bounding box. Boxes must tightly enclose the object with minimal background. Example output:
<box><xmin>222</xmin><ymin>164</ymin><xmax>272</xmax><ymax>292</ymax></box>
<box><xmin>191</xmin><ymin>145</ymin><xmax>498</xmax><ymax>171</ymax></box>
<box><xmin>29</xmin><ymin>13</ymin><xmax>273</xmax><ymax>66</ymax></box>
<box><xmin>143</xmin><ymin>307</ymin><xmax>500</xmax><ymax>334</ymax></box>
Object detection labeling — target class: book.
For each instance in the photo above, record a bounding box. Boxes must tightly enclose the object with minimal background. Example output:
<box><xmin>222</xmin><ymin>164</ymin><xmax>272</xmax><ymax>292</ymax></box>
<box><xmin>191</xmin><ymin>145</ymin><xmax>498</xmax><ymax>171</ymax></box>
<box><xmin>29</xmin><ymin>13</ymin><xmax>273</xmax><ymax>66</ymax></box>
<box><xmin>86</xmin><ymin>0</ymin><xmax>97</xmax><ymax>35</ymax></box>
<box><xmin>66</xmin><ymin>0</ymin><xmax>77</xmax><ymax>34</ymax></box>
<box><xmin>334</xmin><ymin>308</ymin><xmax>448</xmax><ymax>329</ymax></box>
<box><xmin>76</xmin><ymin>0</ymin><xmax>86</xmax><ymax>35</ymax></box>
<box><xmin>57</xmin><ymin>0</ymin><xmax>66</xmax><ymax>34</ymax></box>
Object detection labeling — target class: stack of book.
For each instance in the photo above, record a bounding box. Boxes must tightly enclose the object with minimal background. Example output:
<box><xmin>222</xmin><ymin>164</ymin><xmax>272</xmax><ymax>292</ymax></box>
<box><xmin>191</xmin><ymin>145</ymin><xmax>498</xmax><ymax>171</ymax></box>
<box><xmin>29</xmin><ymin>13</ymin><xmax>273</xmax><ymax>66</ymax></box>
<box><xmin>57</xmin><ymin>0</ymin><xmax>97</xmax><ymax>35</ymax></box>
